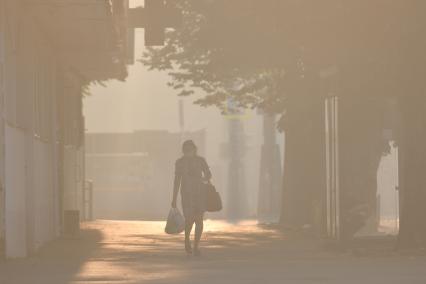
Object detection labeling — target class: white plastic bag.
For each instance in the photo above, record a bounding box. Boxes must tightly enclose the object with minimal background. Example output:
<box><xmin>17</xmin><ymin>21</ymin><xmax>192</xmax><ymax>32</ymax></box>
<box><xmin>165</xmin><ymin>208</ymin><xmax>185</xmax><ymax>235</ymax></box>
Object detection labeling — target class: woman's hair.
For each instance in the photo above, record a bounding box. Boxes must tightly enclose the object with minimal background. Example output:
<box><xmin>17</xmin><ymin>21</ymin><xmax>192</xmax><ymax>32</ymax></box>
<box><xmin>182</xmin><ymin>140</ymin><xmax>197</xmax><ymax>154</ymax></box>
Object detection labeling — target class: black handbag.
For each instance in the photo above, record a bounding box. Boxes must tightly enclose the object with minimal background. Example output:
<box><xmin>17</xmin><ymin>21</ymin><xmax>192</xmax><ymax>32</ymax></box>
<box><xmin>204</xmin><ymin>182</ymin><xmax>223</xmax><ymax>212</ymax></box>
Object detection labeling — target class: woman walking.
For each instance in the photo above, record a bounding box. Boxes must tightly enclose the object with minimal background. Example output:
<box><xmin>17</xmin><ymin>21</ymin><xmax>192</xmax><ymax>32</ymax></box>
<box><xmin>172</xmin><ymin>140</ymin><xmax>212</xmax><ymax>256</ymax></box>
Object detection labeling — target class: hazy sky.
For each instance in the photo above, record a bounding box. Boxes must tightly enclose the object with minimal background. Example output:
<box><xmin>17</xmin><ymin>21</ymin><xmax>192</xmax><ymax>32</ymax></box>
<box><xmin>84</xmin><ymin>32</ymin><xmax>223</xmax><ymax>134</ymax></box>
<box><xmin>83</xmin><ymin>0</ymin><xmax>265</xmax><ymax>162</ymax></box>
<box><xmin>83</xmin><ymin>0</ymin><xmax>271</xmax><ymax>180</ymax></box>
<box><xmin>84</xmin><ymin>0</ymin><xmax>225</xmax><ymax>134</ymax></box>
<box><xmin>83</xmin><ymin>6</ymin><xmax>234</xmax><ymax>163</ymax></box>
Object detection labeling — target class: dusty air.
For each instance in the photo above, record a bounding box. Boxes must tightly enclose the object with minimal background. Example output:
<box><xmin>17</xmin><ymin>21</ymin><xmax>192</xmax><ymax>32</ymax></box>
<box><xmin>0</xmin><ymin>1</ymin><xmax>425</xmax><ymax>283</ymax></box>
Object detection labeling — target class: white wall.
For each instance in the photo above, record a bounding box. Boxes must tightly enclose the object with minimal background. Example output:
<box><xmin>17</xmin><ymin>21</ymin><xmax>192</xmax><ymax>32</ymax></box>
<box><xmin>2</xmin><ymin>0</ymin><xmax>62</xmax><ymax>257</ymax></box>
<box><xmin>5</xmin><ymin>126</ymin><xmax>27</xmax><ymax>258</ymax></box>
<box><xmin>33</xmin><ymin>140</ymin><xmax>57</xmax><ymax>250</ymax></box>
<box><xmin>63</xmin><ymin>145</ymin><xmax>85</xmax><ymax>215</ymax></box>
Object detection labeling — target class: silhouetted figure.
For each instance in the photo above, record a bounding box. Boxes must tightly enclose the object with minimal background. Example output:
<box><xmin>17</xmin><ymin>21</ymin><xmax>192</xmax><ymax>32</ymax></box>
<box><xmin>172</xmin><ymin>140</ymin><xmax>212</xmax><ymax>256</ymax></box>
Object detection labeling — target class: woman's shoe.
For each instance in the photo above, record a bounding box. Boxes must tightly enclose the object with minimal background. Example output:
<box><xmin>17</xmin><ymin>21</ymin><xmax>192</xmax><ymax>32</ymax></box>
<box><xmin>185</xmin><ymin>242</ymin><xmax>193</xmax><ymax>255</ymax></box>
<box><xmin>193</xmin><ymin>248</ymin><xmax>201</xmax><ymax>257</ymax></box>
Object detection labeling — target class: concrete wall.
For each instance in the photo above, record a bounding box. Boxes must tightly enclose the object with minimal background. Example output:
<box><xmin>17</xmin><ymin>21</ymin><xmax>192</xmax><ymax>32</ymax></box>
<box><xmin>32</xmin><ymin>140</ymin><xmax>58</xmax><ymax>251</ymax></box>
<box><xmin>0</xmin><ymin>0</ymin><xmax>114</xmax><ymax>257</ymax></box>
<box><xmin>5</xmin><ymin>126</ymin><xmax>27</xmax><ymax>257</ymax></box>
<box><xmin>62</xmin><ymin>71</ymin><xmax>86</xmax><ymax>216</ymax></box>
<box><xmin>63</xmin><ymin>146</ymin><xmax>85</xmax><ymax>213</ymax></box>
<box><xmin>1</xmin><ymin>1</ymin><xmax>63</xmax><ymax>257</ymax></box>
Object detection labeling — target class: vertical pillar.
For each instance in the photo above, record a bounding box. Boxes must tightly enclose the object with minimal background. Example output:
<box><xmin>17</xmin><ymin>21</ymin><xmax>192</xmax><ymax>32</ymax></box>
<box><xmin>5</xmin><ymin>126</ymin><xmax>27</xmax><ymax>257</ymax></box>
<box><xmin>325</xmin><ymin>96</ymin><xmax>340</xmax><ymax>240</ymax></box>
<box><xmin>3</xmin><ymin>1</ymin><xmax>29</xmax><ymax>257</ymax></box>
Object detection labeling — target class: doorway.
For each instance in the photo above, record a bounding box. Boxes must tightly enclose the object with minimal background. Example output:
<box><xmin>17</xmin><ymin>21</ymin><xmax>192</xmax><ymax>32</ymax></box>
<box><xmin>325</xmin><ymin>96</ymin><xmax>400</xmax><ymax>241</ymax></box>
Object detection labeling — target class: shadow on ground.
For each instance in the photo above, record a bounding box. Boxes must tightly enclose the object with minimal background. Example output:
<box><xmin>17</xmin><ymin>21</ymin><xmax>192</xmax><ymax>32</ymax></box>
<box><xmin>0</xmin><ymin>229</ymin><xmax>103</xmax><ymax>284</ymax></box>
<box><xmin>1</xmin><ymin>220</ymin><xmax>426</xmax><ymax>284</ymax></box>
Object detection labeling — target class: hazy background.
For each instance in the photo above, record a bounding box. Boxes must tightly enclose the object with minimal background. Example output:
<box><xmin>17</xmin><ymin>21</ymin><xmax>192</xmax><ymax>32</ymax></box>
<box><xmin>83</xmin><ymin>0</ymin><xmax>395</xmax><ymax>229</ymax></box>
<box><xmin>83</xmin><ymin>2</ymin><xmax>274</xmax><ymax>220</ymax></box>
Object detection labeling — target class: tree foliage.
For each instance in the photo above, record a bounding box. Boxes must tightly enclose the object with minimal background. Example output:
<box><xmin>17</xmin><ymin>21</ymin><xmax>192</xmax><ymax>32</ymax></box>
<box><xmin>142</xmin><ymin>0</ymin><xmax>426</xmax><ymax>127</ymax></box>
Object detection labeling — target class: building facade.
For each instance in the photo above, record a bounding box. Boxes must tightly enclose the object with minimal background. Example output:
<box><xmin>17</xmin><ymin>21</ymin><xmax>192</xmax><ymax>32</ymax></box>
<box><xmin>0</xmin><ymin>0</ymin><xmax>129</xmax><ymax>258</ymax></box>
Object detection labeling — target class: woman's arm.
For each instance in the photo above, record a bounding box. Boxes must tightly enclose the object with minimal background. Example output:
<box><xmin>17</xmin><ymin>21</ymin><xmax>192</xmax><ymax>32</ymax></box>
<box><xmin>172</xmin><ymin>161</ymin><xmax>182</xmax><ymax>208</ymax></box>
<box><xmin>172</xmin><ymin>175</ymin><xmax>181</xmax><ymax>208</ymax></box>
<box><xmin>201</xmin><ymin>158</ymin><xmax>212</xmax><ymax>182</ymax></box>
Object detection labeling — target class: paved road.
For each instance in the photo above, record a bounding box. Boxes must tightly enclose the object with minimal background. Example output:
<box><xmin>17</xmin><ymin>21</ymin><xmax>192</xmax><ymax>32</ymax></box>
<box><xmin>1</xmin><ymin>220</ymin><xmax>426</xmax><ymax>284</ymax></box>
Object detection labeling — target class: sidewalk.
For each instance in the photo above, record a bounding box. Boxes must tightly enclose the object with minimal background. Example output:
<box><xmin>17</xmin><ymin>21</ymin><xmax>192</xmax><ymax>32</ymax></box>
<box><xmin>1</xmin><ymin>220</ymin><xmax>426</xmax><ymax>284</ymax></box>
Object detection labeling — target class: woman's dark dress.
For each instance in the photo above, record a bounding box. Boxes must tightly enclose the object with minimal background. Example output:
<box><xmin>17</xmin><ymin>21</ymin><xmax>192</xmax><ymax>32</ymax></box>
<box><xmin>174</xmin><ymin>156</ymin><xmax>212</xmax><ymax>220</ymax></box>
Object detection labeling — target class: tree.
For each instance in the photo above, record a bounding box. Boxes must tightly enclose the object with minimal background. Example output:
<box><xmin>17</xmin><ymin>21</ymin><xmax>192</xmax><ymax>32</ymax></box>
<box><xmin>143</xmin><ymin>0</ymin><xmax>327</xmax><ymax>227</ymax></box>
<box><xmin>142</xmin><ymin>0</ymin><xmax>426</xmax><ymax>247</ymax></box>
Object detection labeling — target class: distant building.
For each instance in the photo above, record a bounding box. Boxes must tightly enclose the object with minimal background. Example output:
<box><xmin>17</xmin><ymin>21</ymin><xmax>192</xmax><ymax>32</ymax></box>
<box><xmin>0</xmin><ymin>0</ymin><xmax>129</xmax><ymax>258</ymax></box>
<box><xmin>85</xmin><ymin>130</ymin><xmax>206</xmax><ymax>220</ymax></box>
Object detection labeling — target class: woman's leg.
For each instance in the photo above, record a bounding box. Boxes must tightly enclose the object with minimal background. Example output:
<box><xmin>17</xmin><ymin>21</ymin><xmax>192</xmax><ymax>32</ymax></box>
<box><xmin>185</xmin><ymin>218</ymin><xmax>194</xmax><ymax>254</ymax></box>
<box><xmin>193</xmin><ymin>214</ymin><xmax>204</xmax><ymax>255</ymax></box>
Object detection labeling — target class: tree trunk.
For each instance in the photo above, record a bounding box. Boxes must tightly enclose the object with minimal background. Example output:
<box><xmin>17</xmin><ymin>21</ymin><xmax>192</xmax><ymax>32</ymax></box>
<box><xmin>280</xmin><ymin>97</ymin><xmax>326</xmax><ymax>231</ymax></box>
